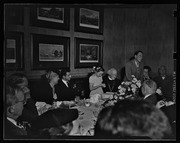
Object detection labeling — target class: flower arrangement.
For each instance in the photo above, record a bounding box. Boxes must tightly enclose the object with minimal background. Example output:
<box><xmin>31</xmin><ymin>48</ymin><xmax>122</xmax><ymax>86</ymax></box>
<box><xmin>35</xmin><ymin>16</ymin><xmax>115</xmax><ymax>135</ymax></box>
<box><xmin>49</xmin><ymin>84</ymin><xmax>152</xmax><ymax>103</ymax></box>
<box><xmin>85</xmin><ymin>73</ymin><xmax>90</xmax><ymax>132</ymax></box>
<box><xmin>116</xmin><ymin>75</ymin><xmax>141</xmax><ymax>99</ymax></box>
<box><xmin>103</xmin><ymin>75</ymin><xmax>141</xmax><ymax>107</ymax></box>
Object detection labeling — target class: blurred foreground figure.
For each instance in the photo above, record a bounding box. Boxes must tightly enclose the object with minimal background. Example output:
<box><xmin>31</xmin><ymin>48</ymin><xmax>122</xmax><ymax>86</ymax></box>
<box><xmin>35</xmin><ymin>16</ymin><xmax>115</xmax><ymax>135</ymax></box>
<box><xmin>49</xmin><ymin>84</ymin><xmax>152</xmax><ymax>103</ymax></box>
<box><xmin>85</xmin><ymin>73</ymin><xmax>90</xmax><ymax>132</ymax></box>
<box><xmin>94</xmin><ymin>99</ymin><xmax>173</xmax><ymax>139</ymax></box>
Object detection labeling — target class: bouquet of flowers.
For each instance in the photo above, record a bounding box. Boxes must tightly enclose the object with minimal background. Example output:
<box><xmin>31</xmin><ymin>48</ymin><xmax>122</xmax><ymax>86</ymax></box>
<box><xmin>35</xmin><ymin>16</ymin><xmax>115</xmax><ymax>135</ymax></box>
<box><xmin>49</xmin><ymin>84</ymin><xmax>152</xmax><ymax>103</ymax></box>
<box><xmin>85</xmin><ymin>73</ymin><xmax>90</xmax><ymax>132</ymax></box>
<box><xmin>116</xmin><ymin>75</ymin><xmax>141</xmax><ymax>99</ymax></box>
<box><xmin>103</xmin><ymin>75</ymin><xmax>141</xmax><ymax>107</ymax></box>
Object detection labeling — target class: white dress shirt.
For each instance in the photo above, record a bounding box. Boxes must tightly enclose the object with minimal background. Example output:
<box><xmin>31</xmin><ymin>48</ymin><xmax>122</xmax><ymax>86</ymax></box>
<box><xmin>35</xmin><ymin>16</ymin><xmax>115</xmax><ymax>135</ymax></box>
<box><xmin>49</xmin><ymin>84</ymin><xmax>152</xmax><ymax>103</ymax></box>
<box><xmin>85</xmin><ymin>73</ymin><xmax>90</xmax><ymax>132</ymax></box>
<box><xmin>62</xmin><ymin>79</ymin><xmax>69</xmax><ymax>87</ymax></box>
<box><xmin>7</xmin><ymin>117</ymin><xmax>24</xmax><ymax>128</ymax></box>
<box><xmin>144</xmin><ymin>94</ymin><xmax>152</xmax><ymax>100</ymax></box>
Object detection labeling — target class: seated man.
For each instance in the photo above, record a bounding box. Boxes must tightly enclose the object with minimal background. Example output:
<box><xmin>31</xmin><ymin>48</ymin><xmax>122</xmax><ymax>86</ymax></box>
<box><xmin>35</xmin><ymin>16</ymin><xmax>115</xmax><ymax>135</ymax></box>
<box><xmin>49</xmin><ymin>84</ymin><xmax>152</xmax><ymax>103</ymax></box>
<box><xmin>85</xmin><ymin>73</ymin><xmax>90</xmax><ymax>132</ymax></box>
<box><xmin>153</xmin><ymin>65</ymin><xmax>173</xmax><ymax>101</ymax></box>
<box><xmin>141</xmin><ymin>79</ymin><xmax>158</xmax><ymax>106</ymax></box>
<box><xmin>142</xmin><ymin>65</ymin><xmax>152</xmax><ymax>81</ymax></box>
<box><xmin>5</xmin><ymin>81</ymin><xmax>28</xmax><ymax>138</ymax></box>
<box><xmin>102</xmin><ymin>68</ymin><xmax>121</xmax><ymax>93</ymax></box>
<box><xmin>94</xmin><ymin>99</ymin><xmax>173</xmax><ymax>139</ymax></box>
<box><xmin>6</xmin><ymin>73</ymin><xmax>38</xmax><ymax>124</ymax></box>
<box><xmin>56</xmin><ymin>68</ymin><xmax>78</xmax><ymax>101</ymax></box>
<box><xmin>31</xmin><ymin>68</ymin><xmax>60</xmax><ymax>105</ymax></box>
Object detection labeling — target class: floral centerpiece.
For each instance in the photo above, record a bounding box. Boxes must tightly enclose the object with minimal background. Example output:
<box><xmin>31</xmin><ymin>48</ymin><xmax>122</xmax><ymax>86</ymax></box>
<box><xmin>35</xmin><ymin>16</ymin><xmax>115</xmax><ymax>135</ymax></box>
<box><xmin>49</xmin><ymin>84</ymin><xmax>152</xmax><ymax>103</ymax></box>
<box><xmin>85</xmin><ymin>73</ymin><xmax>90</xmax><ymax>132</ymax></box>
<box><xmin>103</xmin><ymin>75</ymin><xmax>141</xmax><ymax>107</ymax></box>
<box><xmin>116</xmin><ymin>75</ymin><xmax>141</xmax><ymax>99</ymax></box>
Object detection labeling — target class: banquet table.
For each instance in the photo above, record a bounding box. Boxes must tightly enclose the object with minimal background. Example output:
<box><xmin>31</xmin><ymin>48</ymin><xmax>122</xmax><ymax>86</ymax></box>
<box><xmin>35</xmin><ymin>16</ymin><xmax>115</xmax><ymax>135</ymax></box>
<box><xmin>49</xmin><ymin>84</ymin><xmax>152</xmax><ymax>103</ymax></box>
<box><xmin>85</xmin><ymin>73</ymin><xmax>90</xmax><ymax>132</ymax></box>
<box><xmin>35</xmin><ymin>92</ymin><xmax>115</xmax><ymax>136</ymax></box>
<box><xmin>69</xmin><ymin>99</ymin><xmax>105</xmax><ymax>136</ymax></box>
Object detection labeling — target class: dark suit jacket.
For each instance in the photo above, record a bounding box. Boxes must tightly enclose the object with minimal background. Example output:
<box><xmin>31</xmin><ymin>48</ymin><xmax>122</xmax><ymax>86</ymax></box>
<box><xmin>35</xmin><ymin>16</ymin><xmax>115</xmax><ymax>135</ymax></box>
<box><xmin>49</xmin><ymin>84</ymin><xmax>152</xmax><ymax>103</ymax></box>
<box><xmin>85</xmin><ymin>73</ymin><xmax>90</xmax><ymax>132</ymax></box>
<box><xmin>144</xmin><ymin>93</ymin><xmax>157</xmax><ymax>105</ymax></box>
<box><xmin>153</xmin><ymin>75</ymin><xmax>173</xmax><ymax>101</ymax></box>
<box><xmin>160</xmin><ymin>104</ymin><xmax>176</xmax><ymax>137</ymax></box>
<box><xmin>160</xmin><ymin>104</ymin><xmax>176</xmax><ymax>124</ymax></box>
<box><xmin>4</xmin><ymin>119</ymin><xmax>27</xmax><ymax>139</ymax></box>
<box><xmin>102</xmin><ymin>75</ymin><xmax>121</xmax><ymax>93</ymax></box>
<box><xmin>31</xmin><ymin>75</ymin><xmax>54</xmax><ymax>105</ymax></box>
<box><xmin>55</xmin><ymin>80</ymin><xmax>77</xmax><ymax>101</ymax></box>
<box><xmin>125</xmin><ymin>59</ymin><xmax>144</xmax><ymax>81</ymax></box>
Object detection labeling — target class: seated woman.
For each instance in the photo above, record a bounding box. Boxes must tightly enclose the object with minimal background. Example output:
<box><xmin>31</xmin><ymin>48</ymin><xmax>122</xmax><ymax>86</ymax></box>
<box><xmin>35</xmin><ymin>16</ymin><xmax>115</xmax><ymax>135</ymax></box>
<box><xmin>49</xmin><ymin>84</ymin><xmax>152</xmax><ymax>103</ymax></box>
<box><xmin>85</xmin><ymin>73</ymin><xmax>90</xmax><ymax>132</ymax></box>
<box><xmin>94</xmin><ymin>99</ymin><xmax>173</xmax><ymax>139</ymax></box>
<box><xmin>31</xmin><ymin>68</ymin><xmax>60</xmax><ymax>105</ymax></box>
<box><xmin>102</xmin><ymin>68</ymin><xmax>121</xmax><ymax>93</ymax></box>
<box><xmin>89</xmin><ymin>66</ymin><xmax>106</xmax><ymax>98</ymax></box>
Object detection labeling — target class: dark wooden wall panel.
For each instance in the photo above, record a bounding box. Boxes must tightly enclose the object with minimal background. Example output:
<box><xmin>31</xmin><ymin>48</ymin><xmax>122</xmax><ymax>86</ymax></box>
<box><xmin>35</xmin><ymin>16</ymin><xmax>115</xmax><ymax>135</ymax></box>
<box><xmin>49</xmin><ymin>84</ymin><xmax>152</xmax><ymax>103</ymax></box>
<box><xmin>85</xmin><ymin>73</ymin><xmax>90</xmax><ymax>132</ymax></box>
<box><xmin>103</xmin><ymin>4</ymin><xmax>176</xmax><ymax>80</ymax></box>
<box><xmin>5</xmin><ymin>4</ymin><xmax>176</xmax><ymax>80</ymax></box>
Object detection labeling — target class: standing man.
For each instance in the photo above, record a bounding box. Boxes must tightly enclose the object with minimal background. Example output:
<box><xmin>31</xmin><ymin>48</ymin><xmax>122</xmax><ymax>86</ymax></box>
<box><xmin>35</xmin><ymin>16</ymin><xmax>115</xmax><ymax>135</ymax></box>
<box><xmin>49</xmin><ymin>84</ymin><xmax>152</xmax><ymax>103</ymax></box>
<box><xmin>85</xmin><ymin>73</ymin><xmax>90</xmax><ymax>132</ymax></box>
<box><xmin>125</xmin><ymin>50</ymin><xmax>144</xmax><ymax>81</ymax></box>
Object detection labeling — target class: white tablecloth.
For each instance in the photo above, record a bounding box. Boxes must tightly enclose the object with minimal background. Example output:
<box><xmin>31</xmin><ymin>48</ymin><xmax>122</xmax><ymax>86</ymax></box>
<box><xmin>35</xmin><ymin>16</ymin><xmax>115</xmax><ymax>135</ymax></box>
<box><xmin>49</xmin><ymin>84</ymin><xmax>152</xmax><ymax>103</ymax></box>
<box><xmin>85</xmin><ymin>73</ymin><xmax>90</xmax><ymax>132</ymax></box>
<box><xmin>69</xmin><ymin>100</ymin><xmax>104</xmax><ymax>136</ymax></box>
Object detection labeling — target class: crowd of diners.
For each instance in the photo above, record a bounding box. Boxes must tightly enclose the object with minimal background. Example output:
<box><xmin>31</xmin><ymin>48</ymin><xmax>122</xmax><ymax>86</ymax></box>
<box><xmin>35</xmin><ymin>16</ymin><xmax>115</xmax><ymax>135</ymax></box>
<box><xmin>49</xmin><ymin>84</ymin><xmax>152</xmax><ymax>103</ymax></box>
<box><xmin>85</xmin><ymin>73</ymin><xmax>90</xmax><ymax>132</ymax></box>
<box><xmin>4</xmin><ymin>50</ymin><xmax>175</xmax><ymax>140</ymax></box>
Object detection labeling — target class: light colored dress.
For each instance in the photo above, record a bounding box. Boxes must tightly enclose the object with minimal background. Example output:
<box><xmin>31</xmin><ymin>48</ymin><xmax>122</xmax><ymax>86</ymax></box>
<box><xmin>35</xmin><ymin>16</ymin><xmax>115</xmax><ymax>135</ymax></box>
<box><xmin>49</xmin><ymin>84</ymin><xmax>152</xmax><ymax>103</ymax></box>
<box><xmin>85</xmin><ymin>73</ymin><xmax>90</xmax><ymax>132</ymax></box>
<box><xmin>89</xmin><ymin>74</ymin><xmax>104</xmax><ymax>97</ymax></box>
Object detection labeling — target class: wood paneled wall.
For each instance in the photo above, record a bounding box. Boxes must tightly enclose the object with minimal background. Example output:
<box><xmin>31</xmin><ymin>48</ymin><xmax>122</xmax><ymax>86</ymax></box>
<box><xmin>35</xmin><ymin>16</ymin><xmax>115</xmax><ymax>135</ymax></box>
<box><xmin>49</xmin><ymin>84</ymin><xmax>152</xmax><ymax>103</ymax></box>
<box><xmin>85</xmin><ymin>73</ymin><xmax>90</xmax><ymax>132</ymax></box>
<box><xmin>5</xmin><ymin>4</ymin><xmax>176</xmax><ymax>80</ymax></box>
<box><xmin>103</xmin><ymin>4</ymin><xmax>176</xmax><ymax>79</ymax></box>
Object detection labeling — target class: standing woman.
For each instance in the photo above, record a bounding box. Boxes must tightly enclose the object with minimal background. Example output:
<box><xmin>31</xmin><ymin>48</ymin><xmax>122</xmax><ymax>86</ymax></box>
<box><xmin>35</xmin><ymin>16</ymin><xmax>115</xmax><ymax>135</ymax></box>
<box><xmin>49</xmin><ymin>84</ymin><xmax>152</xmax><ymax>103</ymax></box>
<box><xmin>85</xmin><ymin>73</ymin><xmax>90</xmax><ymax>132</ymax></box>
<box><xmin>125</xmin><ymin>50</ymin><xmax>144</xmax><ymax>81</ymax></box>
<box><xmin>89</xmin><ymin>66</ymin><xmax>106</xmax><ymax>97</ymax></box>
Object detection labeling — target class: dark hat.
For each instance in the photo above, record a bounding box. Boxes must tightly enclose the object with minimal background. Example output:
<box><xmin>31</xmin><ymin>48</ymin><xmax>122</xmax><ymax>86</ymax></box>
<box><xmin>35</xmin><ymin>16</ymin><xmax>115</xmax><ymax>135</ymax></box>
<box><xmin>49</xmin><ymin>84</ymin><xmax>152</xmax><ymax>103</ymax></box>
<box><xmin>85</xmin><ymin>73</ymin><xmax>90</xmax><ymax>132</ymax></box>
<box><xmin>31</xmin><ymin>108</ymin><xmax>78</xmax><ymax>130</ymax></box>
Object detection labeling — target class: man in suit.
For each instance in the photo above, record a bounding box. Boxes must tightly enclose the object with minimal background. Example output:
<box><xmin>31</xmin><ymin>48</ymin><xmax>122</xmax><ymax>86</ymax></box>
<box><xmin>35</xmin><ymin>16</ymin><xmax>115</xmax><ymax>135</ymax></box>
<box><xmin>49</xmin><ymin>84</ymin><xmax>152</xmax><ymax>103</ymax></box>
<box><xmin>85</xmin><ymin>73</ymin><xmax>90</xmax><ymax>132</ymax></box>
<box><xmin>153</xmin><ymin>65</ymin><xmax>173</xmax><ymax>101</ymax></box>
<box><xmin>125</xmin><ymin>50</ymin><xmax>144</xmax><ymax>82</ymax></box>
<box><xmin>7</xmin><ymin>73</ymin><xmax>39</xmax><ymax>124</ymax></box>
<box><xmin>4</xmin><ymin>79</ymin><xmax>28</xmax><ymax>139</ymax></box>
<box><xmin>56</xmin><ymin>68</ymin><xmax>78</xmax><ymax>101</ymax></box>
<box><xmin>141</xmin><ymin>79</ymin><xmax>158</xmax><ymax>106</ymax></box>
<box><xmin>103</xmin><ymin>68</ymin><xmax>121</xmax><ymax>93</ymax></box>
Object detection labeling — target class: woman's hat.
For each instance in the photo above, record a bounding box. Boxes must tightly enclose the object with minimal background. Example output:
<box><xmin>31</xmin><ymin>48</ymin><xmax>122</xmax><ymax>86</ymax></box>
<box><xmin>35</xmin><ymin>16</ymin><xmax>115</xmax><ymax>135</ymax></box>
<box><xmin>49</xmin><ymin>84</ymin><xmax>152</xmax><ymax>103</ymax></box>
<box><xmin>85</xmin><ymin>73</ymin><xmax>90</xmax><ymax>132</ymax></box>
<box><xmin>31</xmin><ymin>108</ymin><xmax>78</xmax><ymax>130</ymax></box>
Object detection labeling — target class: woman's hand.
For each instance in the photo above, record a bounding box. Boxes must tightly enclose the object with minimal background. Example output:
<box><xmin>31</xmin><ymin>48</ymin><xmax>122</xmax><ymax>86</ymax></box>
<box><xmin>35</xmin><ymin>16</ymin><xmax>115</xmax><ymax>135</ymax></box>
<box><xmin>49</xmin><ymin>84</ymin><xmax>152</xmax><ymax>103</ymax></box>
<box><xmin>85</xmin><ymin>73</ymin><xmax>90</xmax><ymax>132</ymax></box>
<box><xmin>156</xmin><ymin>100</ymin><xmax>166</xmax><ymax>109</ymax></box>
<box><xmin>101</xmin><ymin>83</ymin><xmax>106</xmax><ymax>88</ymax></box>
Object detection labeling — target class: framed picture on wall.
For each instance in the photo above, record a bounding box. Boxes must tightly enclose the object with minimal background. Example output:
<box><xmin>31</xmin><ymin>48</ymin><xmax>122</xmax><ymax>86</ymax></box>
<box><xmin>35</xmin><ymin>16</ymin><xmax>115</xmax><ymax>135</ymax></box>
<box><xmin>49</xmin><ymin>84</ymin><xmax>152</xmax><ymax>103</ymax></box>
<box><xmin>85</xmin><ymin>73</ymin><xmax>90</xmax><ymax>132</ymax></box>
<box><xmin>30</xmin><ymin>5</ymin><xmax>70</xmax><ymax>30</ymax></box>
<box><xmin>5</xmin><ymin>32</ymin><xmax>24</xmax><ymax>70</ymax></box>
<box><xmin>75</xmin><ymin>38</ymin><xmax>103</xmax><ymax>68</ymax></box>
<box><xmin>75</xmin><ymin>7</ymin><xmax>103</xmax><ymax>34</ymax></box>
<box><xmin>32</xmin><ymin>34</ymin><xmax>70</xmax><ymax>69</ymax></box>
<box><xmin>5</xmin><ymin>5</ymin><xmax>23</xmax><ymax>25</ymax></box>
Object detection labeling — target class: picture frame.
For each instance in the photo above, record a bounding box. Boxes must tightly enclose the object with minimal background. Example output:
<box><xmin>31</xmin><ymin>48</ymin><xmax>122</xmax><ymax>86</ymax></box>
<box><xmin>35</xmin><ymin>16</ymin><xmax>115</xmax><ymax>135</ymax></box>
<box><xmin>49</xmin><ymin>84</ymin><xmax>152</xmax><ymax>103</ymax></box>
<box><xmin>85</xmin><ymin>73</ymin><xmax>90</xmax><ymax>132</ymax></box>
<box><xmin>75</xmin><ymin>38</ymin><xmax>103</xmax><ymax>68</ymax></box>
<box><xmin>5</xmin><ymin>32</ymin><xmax>24</xmax><ymax>70</ymax></box>
<box><xmin>75</xmin><ymin>7</ymin><xmax>103</xmax><ymax>34</ymax></box>
<box><xmin>30</xmin><ymin>5</ymin><xmax>70</xmax><ymax>30</ymax></box>
<box><xmin>32</xmin><ymin>34</ymin><xmax>70</xmax><ymax>69</ymax></box>
<box><xmin>5</xmin><ymin>5</ymin><xmax>23</xmax><ymax>25</ymax></box>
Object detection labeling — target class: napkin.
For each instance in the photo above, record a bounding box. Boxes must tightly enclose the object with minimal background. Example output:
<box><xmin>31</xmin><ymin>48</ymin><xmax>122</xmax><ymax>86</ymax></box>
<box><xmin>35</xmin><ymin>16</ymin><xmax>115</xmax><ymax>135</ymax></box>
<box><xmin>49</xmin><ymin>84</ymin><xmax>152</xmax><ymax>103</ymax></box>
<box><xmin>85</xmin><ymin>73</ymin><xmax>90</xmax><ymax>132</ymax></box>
<box><xmin>35</xmin><ymin>102</ymin><xmax>51</xmax><ymax>115</ymax></box>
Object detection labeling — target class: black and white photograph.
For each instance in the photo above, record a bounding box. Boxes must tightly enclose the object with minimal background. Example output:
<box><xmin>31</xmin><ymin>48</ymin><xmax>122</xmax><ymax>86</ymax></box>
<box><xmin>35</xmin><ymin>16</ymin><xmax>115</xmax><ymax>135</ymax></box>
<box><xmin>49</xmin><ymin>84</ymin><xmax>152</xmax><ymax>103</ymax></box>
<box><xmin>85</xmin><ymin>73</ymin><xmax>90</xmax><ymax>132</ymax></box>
<box><xmin>75</xmin><ymin>38</ymin><xmax>102</xmax><ymax>68</ymax></box>
<box><xmin>75</xmin><ymin>7</ymin><xmax>103</xmax><ymax>34</ymax></box>
<box><xmin>80</xmin><ymin>44</ymin><xmax>99</xmax><ymax>62</ymax></box>
<box><xmin>30</xmin><ymin>6</ymin><xmax>70</xmax><ymax>30</ymax></box>
<box><xmin>37</xmin><ymin>7</ymin><xmax>64</xmax><ymax>23</ymax></box>
<box><xmin>39</xmin><ymin>43</ymin><xmax>64</xmax><ymax>61</ymax></box>
<box><xmin>5</xmin><ymin>32</ymin><xmax>24</xmax><ymax>70</ymax></box>
<box><xmin>32</xmin><ymin>34</ymin><xmax>69</xmax><ymax>69</ymax></box>
<box><xmin>79</xmin><ymin>8</ymin><xmax>99</xmax><ymax>29</ymax></box>
<box><xmin>3</xmin><ymin>3</ymin><xmax>177</xmax><ymax>141</ymax></box>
